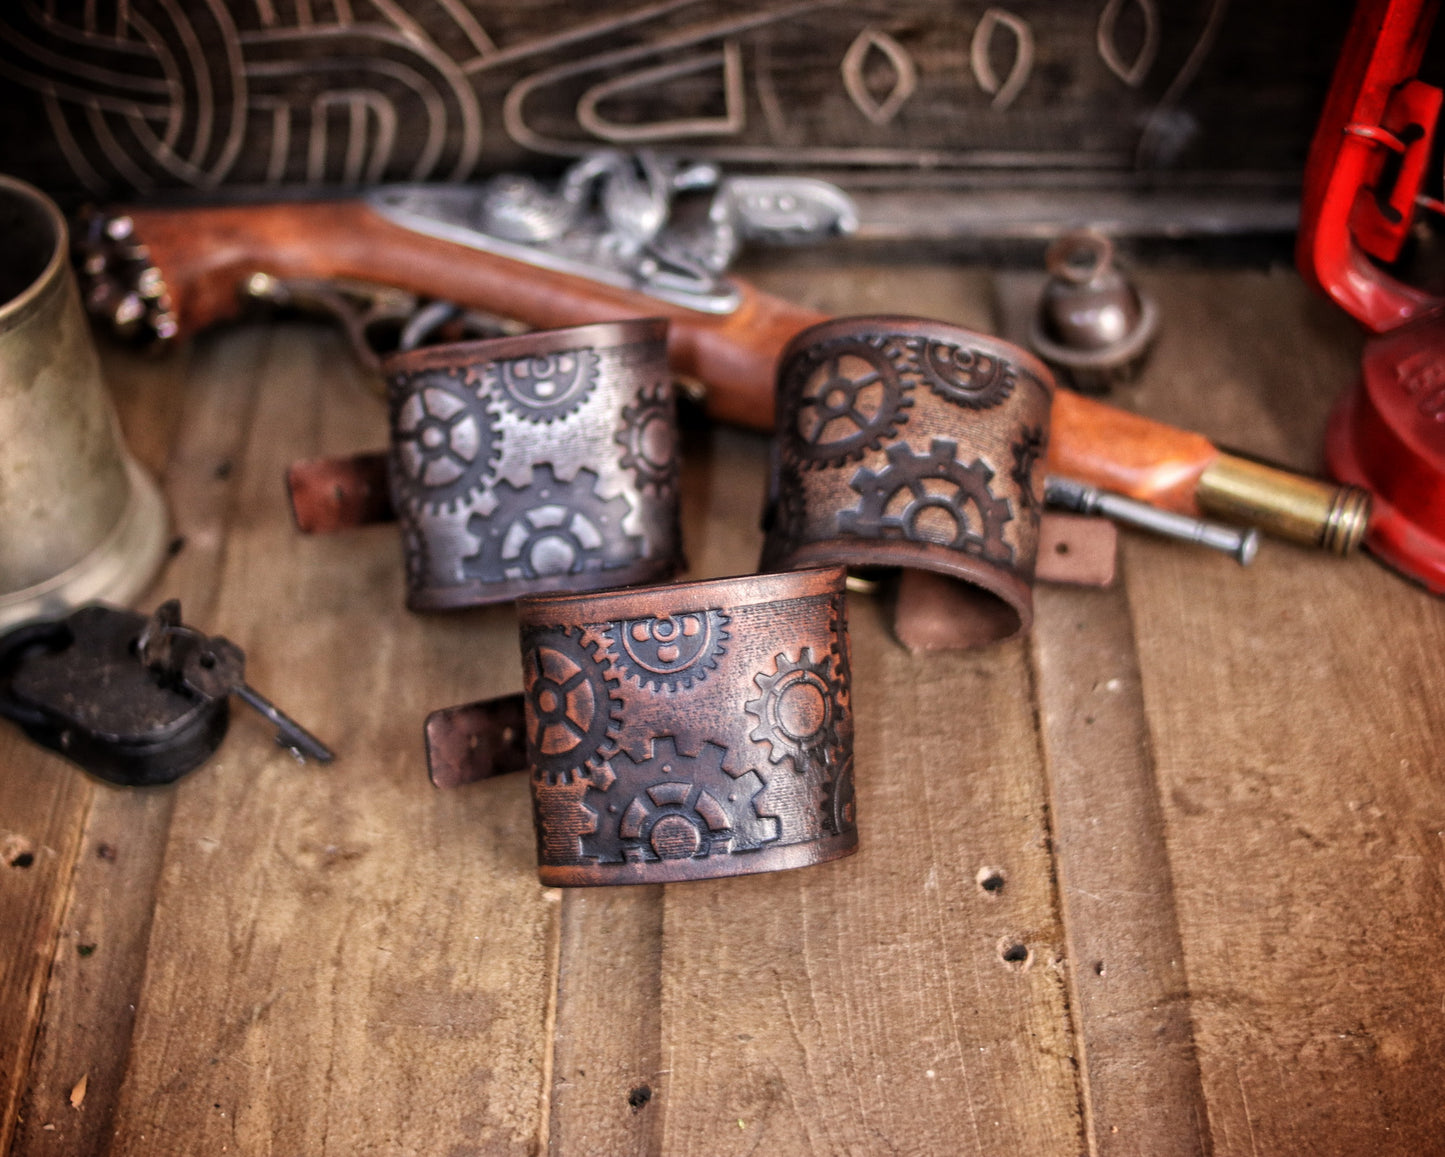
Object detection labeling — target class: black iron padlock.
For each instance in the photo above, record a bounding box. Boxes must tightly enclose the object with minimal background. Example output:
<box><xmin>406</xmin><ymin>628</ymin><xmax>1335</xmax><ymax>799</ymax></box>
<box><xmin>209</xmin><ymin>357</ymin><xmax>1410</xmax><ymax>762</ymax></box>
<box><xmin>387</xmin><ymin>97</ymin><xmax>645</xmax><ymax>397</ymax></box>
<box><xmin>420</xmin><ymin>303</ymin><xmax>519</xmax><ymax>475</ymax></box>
<box><xmin>0</xmin><ymin>601</ymin><xmax>332</xmax><ymax>786</ymax></box>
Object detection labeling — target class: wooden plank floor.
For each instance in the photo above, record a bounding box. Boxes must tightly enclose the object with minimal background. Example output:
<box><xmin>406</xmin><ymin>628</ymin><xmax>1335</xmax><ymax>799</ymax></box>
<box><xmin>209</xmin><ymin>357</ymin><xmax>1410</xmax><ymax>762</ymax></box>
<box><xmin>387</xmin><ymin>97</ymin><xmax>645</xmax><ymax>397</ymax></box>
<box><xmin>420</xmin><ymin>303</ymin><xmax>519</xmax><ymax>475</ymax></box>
<box><xmin>2</xmin><ymin>262</ymin><xmax>1443</xmax><ymax>1156</ymax></box>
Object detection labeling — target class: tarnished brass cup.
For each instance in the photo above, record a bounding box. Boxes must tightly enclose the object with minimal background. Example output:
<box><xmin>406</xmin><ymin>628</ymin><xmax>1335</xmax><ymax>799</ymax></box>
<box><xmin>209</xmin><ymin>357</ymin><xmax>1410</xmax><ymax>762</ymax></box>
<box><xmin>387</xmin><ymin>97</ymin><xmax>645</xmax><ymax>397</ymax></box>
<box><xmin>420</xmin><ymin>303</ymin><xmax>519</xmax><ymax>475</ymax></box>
<box><xmin>0</xmin><ymin>175</ymin><xmax>167</xmax><ymax>630</ymax></box>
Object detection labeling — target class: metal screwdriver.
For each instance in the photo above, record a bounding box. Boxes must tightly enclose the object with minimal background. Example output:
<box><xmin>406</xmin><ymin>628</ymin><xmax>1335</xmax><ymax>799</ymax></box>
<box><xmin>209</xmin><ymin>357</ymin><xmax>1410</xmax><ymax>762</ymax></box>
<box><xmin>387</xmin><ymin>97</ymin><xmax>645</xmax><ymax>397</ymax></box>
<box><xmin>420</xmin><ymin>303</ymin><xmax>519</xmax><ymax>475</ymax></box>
<box><xmin>1045</xmin><ymin>475</ymin><xmax>1259</xmax><ymax>565</ymax></box>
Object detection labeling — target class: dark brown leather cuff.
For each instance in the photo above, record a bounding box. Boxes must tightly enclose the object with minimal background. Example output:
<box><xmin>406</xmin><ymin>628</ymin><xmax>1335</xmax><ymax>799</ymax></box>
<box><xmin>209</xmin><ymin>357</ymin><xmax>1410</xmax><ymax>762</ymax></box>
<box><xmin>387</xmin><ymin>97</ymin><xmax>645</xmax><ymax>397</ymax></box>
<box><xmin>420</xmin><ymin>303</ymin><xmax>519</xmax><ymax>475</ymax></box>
<box><xmin>383</xmin><ymin>318</ymin><xmax>684</xmax><ymax>610</ymax></box>
<box><xmin>761</xmin><ymin>315</ymin><xmax>1054</xmax><ymax>646</ymax></box>
<box><xmin>505</xmin><ymin>567</ymin><xmax>857</xmax><ymax>886</ymax></box>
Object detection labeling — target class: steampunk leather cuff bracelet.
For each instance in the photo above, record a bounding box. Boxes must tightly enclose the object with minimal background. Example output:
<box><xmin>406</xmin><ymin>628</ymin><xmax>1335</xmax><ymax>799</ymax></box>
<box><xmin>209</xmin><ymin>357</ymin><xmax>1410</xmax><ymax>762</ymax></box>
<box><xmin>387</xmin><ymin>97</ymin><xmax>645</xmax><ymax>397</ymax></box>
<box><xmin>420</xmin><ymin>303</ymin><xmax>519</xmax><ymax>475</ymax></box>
<box><xmin>761</xmin><ymin>315</ymin><xmax>1055</xmax><ymax>645</ymax></box>
<box><xmin>427</xmin><ymin>567</ymin><xmax>858</xmax><ymax>886</ymax></box>
<box><xmin>383</xmin><ymin>318</ymin><xmax>683</xmax><ymax>610</ymax></box>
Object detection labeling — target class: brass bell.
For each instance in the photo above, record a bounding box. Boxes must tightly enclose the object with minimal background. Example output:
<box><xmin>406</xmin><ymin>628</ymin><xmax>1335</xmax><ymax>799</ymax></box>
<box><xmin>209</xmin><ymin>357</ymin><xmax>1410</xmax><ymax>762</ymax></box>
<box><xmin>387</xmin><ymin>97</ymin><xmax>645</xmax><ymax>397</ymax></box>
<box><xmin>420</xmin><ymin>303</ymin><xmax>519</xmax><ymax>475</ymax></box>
<box><xmin>1029</xmin><ymin>229</ymin><xmax>1158</xmax><ymax>394</ymax></box>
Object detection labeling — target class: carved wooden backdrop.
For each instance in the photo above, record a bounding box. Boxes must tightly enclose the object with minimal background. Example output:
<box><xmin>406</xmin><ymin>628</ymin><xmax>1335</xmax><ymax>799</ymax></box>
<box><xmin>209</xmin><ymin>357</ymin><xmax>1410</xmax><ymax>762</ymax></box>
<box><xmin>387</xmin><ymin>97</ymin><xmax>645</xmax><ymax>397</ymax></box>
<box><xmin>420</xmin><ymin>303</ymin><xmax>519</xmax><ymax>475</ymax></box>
<box><xmin>0</xmin><ymin>0</ymin><xmax>1352</xmax><ymax>200</ymax></box>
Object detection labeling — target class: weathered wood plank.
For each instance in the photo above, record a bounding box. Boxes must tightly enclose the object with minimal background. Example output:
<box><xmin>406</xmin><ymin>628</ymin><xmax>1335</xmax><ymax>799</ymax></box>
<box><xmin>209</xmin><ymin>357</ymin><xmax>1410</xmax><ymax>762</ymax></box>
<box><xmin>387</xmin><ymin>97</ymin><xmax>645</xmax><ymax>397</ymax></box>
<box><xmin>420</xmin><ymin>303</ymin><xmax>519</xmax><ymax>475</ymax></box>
<box><xmin>0</xmin><ymin>338</ymin><xmax>196</xmax><ymax>1157</ymax></box>
<box><xmin>12</xmin><ymin>331</ymin><xmax>264</xmax><ymax>1154</ymax></box>
<box><xmin>995</xmin><ymin>269</ymin><xmax>1209</xmax><ymax>1157</ymax></box>
<box><xmin>97</xmin><ymin>326</ymin><xmax>560</xmax><ymax>1156</ymax></box>
<box><xmin>635</xmin><ymin>269</ymin><xmax>1080</xmax><ymax>1154</ymax></box>
<box><xmin>1118</xmin><ymin>272</ymin><xmax>1445</xmax><ymax>1155</ymax></box>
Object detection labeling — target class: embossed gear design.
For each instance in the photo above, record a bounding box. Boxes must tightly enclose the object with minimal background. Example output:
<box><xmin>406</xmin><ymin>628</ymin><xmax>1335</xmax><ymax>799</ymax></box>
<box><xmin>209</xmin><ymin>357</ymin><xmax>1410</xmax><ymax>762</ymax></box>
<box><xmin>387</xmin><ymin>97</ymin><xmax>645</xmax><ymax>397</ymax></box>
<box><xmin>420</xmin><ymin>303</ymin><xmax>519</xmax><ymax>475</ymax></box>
<box><xmin>745</xmin><ymin>648</ymin><xmax>842</xmax><ymax>773</ymax></box>
<box><xmin>481</xmin><ymin>346</ymin><xmax>600</xmax><ymax>422</ymax></box>
<box><xmin>614</xmin><ymin>383</ymin><xmax>677</xmax><ymax>496</ymax></box>
<box><xmin>463</xmin><ymin>465</ymin><xmax>641</xmax><ymax>584</ymax></box>
<box><xmin>606</xmin><ymin>610</ymin><xmax>731</xmax><ymax>692</ymax></box>
<box><xmin>522</xmin><ymin>626</ymin><xmax>624</xmax><ymax>785</ymax></box>
<box><xmin>583</xmin><ymin>737</ymin><xmax>777</xmax><ymax>863</ymax></box>
<box><xmin>786</xmin><ymin>336</ymin><xmax>914</xmax><ymax>467</ymax></box>
<box><xmin>1010</xmin><ymin>425</ymin><xmax>1048</xmax><ymax>513</ymax></box>
<box><xmin>391</xmin><ymin>369</ymin><xmax>501</xmax><ymax>514</ymax></box>
<box><xmin>839</xmin><ymin>438</ymin><xmax>1015</xmax><ymax>565</ymax></box>
<box><xmin>917</xmin><ymin>339</ymin><xmax>1017</xmax><ymax>410</ymax></box>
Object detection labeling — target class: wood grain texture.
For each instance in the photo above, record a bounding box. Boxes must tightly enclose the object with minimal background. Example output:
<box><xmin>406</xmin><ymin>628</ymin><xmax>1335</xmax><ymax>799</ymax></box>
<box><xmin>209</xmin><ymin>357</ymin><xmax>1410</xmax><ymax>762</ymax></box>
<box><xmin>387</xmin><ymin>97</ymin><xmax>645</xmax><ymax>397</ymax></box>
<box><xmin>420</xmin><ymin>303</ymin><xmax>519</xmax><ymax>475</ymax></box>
<box><xmin>4</xmin><ymin>261</ymin><xmax>1445</xmax><ymax>1157</ymax></box>
<box><xmin>1115</xmin><ymin>272</ymin><xmax>1445</xmax><ymax>1155</ymax></box>
<box><xmin>0</xmin><ymin>339</ymin><xmax>195</xmax><ymax>1156</ymax></box>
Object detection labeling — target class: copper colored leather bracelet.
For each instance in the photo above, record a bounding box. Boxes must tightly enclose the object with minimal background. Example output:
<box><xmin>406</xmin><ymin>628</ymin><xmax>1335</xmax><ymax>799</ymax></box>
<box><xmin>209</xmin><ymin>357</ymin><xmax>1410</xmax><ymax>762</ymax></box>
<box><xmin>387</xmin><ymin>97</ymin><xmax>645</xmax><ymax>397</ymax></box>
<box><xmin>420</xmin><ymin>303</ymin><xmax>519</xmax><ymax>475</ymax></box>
<box><xmin>427</xmin><ymin>567</ymin><xmax>857</xmax><ymax>886</ymax></box>
<box><xmin>761</xmin><ymin>315</ymin><xmax>1055</xmax><ymax>645</ymax></box>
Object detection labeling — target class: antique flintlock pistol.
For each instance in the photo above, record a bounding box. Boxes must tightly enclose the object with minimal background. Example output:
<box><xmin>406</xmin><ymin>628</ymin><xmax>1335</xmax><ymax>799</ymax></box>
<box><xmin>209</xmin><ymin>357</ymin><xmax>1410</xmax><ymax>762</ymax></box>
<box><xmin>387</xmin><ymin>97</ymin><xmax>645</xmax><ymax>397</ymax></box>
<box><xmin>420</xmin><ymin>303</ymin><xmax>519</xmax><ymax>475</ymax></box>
<box><xmin>76</xmin><ymin>151</ymin><xmax>1368</xmax><ymax>553</ymax></box>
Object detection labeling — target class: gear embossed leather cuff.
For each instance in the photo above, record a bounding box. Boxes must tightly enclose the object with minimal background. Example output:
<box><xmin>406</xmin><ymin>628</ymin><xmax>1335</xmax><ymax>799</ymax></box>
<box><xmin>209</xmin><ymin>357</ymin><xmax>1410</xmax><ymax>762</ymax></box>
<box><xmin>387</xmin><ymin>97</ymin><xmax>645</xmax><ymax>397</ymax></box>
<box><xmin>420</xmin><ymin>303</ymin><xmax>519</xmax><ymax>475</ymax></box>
<box><xmin>384</xmin><ymin>319</ymin><xmax>683</xmax><ymax>610</ymax></box>
<box><xmin>761</xmin><ymin>315</ymin><xmax>1055</xmax><ymax>645</ymax></box>
<box><xmin>517</xmin><ymin>567</ymin><xmax>856</xmax><ymax>886</ymax></box>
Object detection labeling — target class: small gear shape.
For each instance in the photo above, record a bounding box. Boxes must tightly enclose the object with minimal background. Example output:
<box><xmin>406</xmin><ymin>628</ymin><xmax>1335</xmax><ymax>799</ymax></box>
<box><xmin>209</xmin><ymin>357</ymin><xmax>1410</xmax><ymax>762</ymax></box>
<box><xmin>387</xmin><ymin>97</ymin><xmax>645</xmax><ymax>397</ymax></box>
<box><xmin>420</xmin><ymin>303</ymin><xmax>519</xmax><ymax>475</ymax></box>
<box><xmin>784</xmin><ymin>336</ymin><xmax>914</xmax><ymax>467</ymax></box>
<box><xmin>614</xmin><ymin>383</ymin><xmax>677</xmax><ymax>496</ymax></box>
<box><xmin>479</xmin><ymin>347</ymin><xmax>600</xmax><ymax>422</ymax></box>
<box><xmin>521</xmin><ymin>625</ymin><xmax>624</xmax><ymax>785</ymax></box>
<box><xmin>839</xmin><ymin>438</ymin><xmax>1015</xmax><ymax>565</ymax></box>
<box><xmin>745</xmin><ymin>648</ymin><xmax>842</xmax><ymax>774</ymax></box>
<box><xmin>390</xmin><ymin>369</ymin><xmax>500</xmax><ymax>514</ymax></box>
<box><xmin>463</xmin><ymin>465</ymin><xmax>642</xmax><ymax>583</ymax></box>
<box><xmin>583</xmin><ymin>737</ymin><xmax>778</xmax><ymax>863</ymax></box>
<box><xmin>1010</xmin><ymin>425</ymin><xmax>1048</xmax><ymax>514</ymax></box>
<box><xmin>917</xmin><ymin>340</ymin><xmax>1017</xmax><ymax>410</ymax></box>
<box><xmin>606</xmin><ymin>610</ymin><xmax>730</xmax><ymax>691</ymax></box>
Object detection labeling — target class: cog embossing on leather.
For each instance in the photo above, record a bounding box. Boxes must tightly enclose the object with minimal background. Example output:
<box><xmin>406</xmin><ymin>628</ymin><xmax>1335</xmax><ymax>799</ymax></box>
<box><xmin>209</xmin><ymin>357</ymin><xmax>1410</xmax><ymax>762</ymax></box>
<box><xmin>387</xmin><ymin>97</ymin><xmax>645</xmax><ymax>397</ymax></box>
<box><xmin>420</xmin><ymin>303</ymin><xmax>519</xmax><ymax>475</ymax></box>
<box><xmin>463</xmin><ymin>465</ymin><xmax>642</xmax><ymax>583</ymax></box>
<box><xmin>745</xmin><ymin>647</ymin><xmax>842</xmax><ymax>774</ymax></box>
<box><xmin>386</xmin><ymin>320</ymin><xmax>681</xmax><ymax>610</ymax></box>
<box><xmin>614</xmin><ymin>383</ymin><xmax>678</xmax><ymax>497</ymax></box>
<box><xmin>762</xmin><ymin>317</ymin><xmax>1055</xmax><ymax>645</ymax></box>
<box><xmin>480</xmin><ymin>347</ymin><xmax>600</xmax><ymax>422</ymax></box>
<box><xmin>513</xmin><ymin>567</ymin><xmax>856</xmax><ymax>884</ymax></box>
<box><xmin>918</xmin><ymin>340</ymin><xmax>1018</xmax><ymax>409</ymax></box>
<box><xmin>606</xmin><ymin>610</ymin><xmax>730</xmax><ymax>691</ymax></box>
<box><xmin>840</xmin><ymin>438</ymin><xmax>1014</xmax><ymax>565</ymax></box>
<box><xmin>521</xmin><ymin>626</ymin><xmax>623</xmax><ymax>785</ymax></box>
<box><xmin>390</xmin><ymin>369</ymin><xmax>500</xmax><ymax>513</ymax></box>
<box><xmin>583</xmin><ymin>737</ymin><xmax>778</xmax><ymax>863</ymax></box>
<box><xmin>785</xmin><ymin>335</ymin><xmax>915</xmax><ymax>467</ymax></box>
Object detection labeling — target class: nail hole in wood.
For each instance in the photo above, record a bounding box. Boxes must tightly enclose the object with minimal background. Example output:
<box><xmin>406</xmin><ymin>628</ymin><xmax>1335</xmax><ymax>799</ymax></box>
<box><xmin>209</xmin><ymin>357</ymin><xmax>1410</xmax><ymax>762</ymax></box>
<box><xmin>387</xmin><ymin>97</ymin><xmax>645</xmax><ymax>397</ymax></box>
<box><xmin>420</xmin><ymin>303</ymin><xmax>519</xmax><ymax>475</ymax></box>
<box><xmin>976</xmin><ymin>866</ymin><xmax>1006</xmax><ymax>895</ymax></box>
<box><xmin>628</xmin><ymin>1085</ymin><xmax>652</xmax><ymax>1112</ymax></box>
<box><xmin>998</xmin><ymin>939</ymin><xmax>1033</xmax><ymax>970</ymax></box>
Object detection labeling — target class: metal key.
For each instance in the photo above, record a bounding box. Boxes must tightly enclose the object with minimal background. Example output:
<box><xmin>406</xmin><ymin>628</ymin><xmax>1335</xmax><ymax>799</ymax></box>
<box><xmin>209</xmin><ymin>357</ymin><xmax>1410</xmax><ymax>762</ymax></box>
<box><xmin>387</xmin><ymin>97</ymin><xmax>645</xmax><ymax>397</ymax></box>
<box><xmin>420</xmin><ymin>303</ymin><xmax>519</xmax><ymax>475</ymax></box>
<box><xmin>138</xmin><ymin>600</ymin><xmax>334</xmax><ymax>763</ymax></box>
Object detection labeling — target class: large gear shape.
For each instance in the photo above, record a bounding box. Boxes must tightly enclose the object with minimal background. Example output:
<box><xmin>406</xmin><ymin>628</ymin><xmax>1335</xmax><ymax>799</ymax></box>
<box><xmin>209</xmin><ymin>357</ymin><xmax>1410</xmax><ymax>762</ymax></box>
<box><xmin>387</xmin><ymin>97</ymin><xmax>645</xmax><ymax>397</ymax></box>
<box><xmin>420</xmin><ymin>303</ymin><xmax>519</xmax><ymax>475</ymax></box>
<box><xmin>521</xmin><ymin>625</ymin><xmax>624</xmax><ymax>785</ymax></box>
<box><xmin>462</xmin><ymin>465</ymin><xmax>642</xmax><ymax>584</ymax></box>
<box><xmin>390</xmin><ymin>369</ymin><xmax>500</xmax><ymax>514</ymax></box>
<box><xmin>477</xmin><ymin>347</ymin><xmax>600</xmax><ymax>422</ymax></box>
<box><xmin>917</xmin><ymin>340</ymin><xmax>1017</xmax><ymax>410</ymax></box>
<box><xmin>613</xmin><ymin>383</ymin><xmax>677</xmax><ymax>497</ymax></box>
<box><xmin>745</xmin><ymin>648</ymin><xmax>843</xmax><ymax>774</ymax></box>
<box><xmin>605</xmin><ymin>609</ymin><xmax>730</xmax><ymax>692</ymax></box>
<box><xmin>838</xmin><ymin>438</ymin><xmax>1015</xmax><ymax>565</ymax></box>
<box><xmin>583</xmin><ymin>737</ymin><xmax>778</xmax><ymax>863</ymax></box>
<box><xmin>784</xmin><ymin>336</ymin><xmax>914</xmax><ymax>468</ymax></box>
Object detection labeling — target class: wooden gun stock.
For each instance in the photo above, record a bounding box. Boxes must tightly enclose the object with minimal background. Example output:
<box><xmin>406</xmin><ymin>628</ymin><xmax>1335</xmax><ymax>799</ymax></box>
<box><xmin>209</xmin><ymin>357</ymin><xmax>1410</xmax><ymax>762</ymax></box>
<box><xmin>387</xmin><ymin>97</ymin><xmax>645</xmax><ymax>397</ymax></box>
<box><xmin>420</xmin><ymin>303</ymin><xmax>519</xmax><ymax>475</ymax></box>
<box><xmin>120</xmin><ymin>199</ymin><xmax>1365</xmax><ymax>549</ymax></box>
